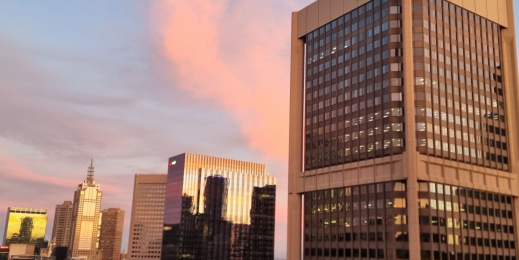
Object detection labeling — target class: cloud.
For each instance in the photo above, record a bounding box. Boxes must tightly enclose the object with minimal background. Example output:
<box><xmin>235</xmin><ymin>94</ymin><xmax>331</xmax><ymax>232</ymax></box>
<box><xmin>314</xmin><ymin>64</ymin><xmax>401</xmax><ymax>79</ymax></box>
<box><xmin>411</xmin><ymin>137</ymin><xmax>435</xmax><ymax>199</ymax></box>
<box><xmin>150</xmin><ymin>0</ymin><xmax>302</xmax><ymax>161</ymax></box>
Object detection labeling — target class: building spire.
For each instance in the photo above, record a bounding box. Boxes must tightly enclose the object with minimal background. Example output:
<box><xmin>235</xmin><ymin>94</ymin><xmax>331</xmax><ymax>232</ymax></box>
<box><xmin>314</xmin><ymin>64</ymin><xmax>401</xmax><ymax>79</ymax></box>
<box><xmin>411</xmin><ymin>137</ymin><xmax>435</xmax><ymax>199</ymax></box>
<box><xmin>87</xmin><ymin>159</ymin><xmax>94</xmax><ymax>183</ymax></box>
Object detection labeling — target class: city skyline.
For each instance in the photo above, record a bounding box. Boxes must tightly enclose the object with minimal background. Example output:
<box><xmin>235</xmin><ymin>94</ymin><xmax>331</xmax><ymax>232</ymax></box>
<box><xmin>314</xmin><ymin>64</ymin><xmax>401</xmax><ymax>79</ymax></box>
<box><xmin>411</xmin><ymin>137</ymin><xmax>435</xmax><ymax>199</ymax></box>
<box><xmin>2</xmin><ymin>1</ymin><xmax>519</xmax><ymax>259</ymax></box>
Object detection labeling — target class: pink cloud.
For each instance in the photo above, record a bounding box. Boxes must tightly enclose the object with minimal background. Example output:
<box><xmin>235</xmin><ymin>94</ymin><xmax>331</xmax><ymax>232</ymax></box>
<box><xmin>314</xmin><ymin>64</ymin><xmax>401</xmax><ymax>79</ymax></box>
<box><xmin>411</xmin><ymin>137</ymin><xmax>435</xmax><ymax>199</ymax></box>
<box><xmin>150</xmin><ymin>0</ymin><xmax>299</xmax><ymax>161</ymax></box>
<box><xmin>0</xmin><ymin>152</ymin><xmax>77</xmax><ymax>188</ymax></box>
<box><xmin>0</xmin><ymin>152</ymin><xmax>124</xmax><ymax>194</ymax></box>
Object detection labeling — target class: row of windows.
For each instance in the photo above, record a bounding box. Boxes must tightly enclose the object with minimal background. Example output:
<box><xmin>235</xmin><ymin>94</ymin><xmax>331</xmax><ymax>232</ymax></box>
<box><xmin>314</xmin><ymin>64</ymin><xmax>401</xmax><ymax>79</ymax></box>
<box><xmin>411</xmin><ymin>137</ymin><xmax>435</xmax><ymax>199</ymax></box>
<box><xmin>418</xmin><ymin>138</ymin><xmax>508</xmax><ymax>163</ymax></box>
<box><xmin>310</xmin><ymin>198</ymin><xmax>406</xmax><ymax>214</ymax></box>
<box><xmin>306</xmin><ymin>139</ymin><xmax>404</xmax><ymax>163</ymax></box>
<box><xmin>419</xmin><ymin>216</ymin><xmax>514</xmax><ymax>232</ymax></box>
<box><xmin>421</xmin><ymin>251</ymin><xmax>516</xmax><ymax>260</ymax></box>
<box><xmin>304</xmin><ymin>248</ymin><xmax>408</xmax><ymax>259</ymax></box>
<box><xmin>419</xmin><ymin>184</ymin><xmax>513</xmax><ymax>202</ymax></box>
<box><xmin>306</xmin><ymin>214</ymin><xmax>407</xmax><ymax>229</ymax></box>
<box><xmin>305</xmin><ymin>231</ymin><xmax>408</xmax><ymax>243</ymax></box>
<box><xmin>421</xmin><ymin>233</ymin><xmax>515</xmax><ymax>248</ymax></box>
<box><xmin>418</xmin><ymin>199</ymin><xmax>513</xmax><ymax>217</ymax></box>
<box><xmin>134</xmin><ymin>206</ymin><xmax>164</xmax><ymax>210</ymax></box>
<box><xmin>415</xmin><ymin>107</ymin><xmax>507</xmax><ymax>138</ymax></box>
<box><xmin>307</xmin><ymin>182</ymin><xmax>406</xmax><ymax>200</ymax></box>
<box><xmin>415</xmin><ymin>75</ymin><xmax>503</xmax><ymax>100</ymax></box>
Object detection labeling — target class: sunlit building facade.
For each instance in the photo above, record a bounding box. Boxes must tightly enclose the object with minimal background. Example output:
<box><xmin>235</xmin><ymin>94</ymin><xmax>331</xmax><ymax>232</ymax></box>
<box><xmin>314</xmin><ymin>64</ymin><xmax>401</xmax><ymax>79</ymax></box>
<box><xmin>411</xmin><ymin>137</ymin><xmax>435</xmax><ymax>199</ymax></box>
<box><xmin>161</xmin><ymin>153</ymin><xmax>276</xmax><ymax>260</ymax></box>
<box><xmin>288</xmin><ymin>0</ymin><xmax>519</xmax><ymax>259</ymax></box>
<box><xmin>128</xmin><ymin>174</ymin><xmax>166</xmax><ymax>260</ymax></box>
<box><xmin>3</xmin><ymin>207</ymin><xmax>47</xmax><ymax>253</ymax></box>
<box><xmin>68</xmin><ymin>160</ymin><xmax>103</xmax><ymax>260</ymax></box>
<box><xmin>99</xmin><ymin>208</ymin><xmax>124</xmax><ymax>260</ymax></box>
<box><xmin>51</xmin><ymin>201</ymin><xmax>73</xmax><ymax>248</ymax></box>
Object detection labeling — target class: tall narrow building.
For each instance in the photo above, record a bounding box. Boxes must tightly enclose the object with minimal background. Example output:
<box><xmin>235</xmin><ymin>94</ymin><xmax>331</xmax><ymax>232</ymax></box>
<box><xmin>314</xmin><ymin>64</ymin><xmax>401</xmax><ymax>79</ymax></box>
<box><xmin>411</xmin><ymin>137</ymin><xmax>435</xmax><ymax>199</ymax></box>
<box><xmin>3</xmin><ymin>207</ymin><xmax>47</xmax><ymax>254</ymax></box>
<box><xmin>289</xmin><ymin>0</ymin><xmax>519</xmax><ymax>259</ymax></box>
<box><xmin>127</xmin><ymin>174</ymin><xmax>166</xmax><ymax>260</ymax></box>
<box><xmin>161</xmin><ymin>153</ymin><xmax>276</xmax><ymax>260</ymax></box>
<box><xmin>98</xmin><ymin>208</ymin><xmax>124</xmax><ymax>260</ymax></box>
<box><xmin>68</xmin><ymin>160</ymin><xmax>103</xmax><ymax>260</ymax></box>
<box><xmin>51</xmin><ymin>201</ymin><xmax>73</xmax><ymax>248</ymax></box>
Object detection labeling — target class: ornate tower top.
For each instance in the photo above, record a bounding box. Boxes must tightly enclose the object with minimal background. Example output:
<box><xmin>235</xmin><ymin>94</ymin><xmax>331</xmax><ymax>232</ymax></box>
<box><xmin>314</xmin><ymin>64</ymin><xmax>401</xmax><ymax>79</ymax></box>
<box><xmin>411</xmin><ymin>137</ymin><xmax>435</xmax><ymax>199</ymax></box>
<box><xmin>87</xmin><ymin>159</ymin><xmax>94</xmax><ymax>184</ymax></box>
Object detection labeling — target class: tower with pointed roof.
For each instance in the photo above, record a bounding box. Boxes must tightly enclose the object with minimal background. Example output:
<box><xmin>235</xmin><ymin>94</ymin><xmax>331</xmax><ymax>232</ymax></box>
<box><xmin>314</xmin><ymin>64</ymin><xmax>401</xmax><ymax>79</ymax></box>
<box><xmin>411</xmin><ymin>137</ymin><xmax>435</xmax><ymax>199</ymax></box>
<box><xmin>68</xmin><ymin>160</ymin><xmax>103</xmax><ymax>260</ymax></box>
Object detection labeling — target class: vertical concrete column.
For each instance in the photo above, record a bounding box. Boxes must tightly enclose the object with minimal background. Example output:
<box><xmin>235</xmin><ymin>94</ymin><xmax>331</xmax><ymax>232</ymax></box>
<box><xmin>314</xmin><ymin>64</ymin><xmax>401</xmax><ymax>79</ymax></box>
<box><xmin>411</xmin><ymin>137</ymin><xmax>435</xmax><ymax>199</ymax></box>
<box><xmin>401</xmin><ymin>0</ymin><xmax>420</xmax><ymax>259</ymax></box>
<box><xmin>288</xmin><ymin>12</ymin><xmax>305</xmax><ymax>260</ymax></box>
<box><xmin>500</xmin><ymin>0</ymin><xmax>519</xmax><ymax>249</ymax></box>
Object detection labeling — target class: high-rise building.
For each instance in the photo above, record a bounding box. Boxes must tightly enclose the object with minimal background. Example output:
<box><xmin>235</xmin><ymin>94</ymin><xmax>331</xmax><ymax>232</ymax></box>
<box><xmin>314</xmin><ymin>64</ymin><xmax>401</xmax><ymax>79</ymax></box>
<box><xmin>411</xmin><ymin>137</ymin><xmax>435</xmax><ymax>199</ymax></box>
<box><xmin>246</xmin><ymin>185</ymin><xmax>276</xmax><ymax>260</ymax></box>
<box><xmin>2</xmin><ymin>207</ymin><xmax>47</xmax><ymax>254</ymax></box>
<box><xmin>288</xmin><ymin>0</ymin><xmax>519</xmax><ymax>259</ymax></box>
<box><xmin>161</xmin><ymin>153</ymin><xmax>276</xmax><ymax>260</ymax></box>
<box><xmin>127</xmin><ymin>174</ymin><xmax>166</xmax><ymax>260</ymax></box>
<box><xmin>68</xmin><ymin>160</ymin><xmax>103</xmax><ymax>260</ymax></box>
<box><xmin>119</xmin><ymin>250</ymin><xmax>127</xmax><ymax>260</ymax></box>
<box><xmin>98</xmin><ymin>208</ymin><xmax>124</xmax><ymax>260</ymax></box>
<box><xmin>51</xmin><ymin>201</ymin><xmax>73</xmax><ymax>248</ymax></box>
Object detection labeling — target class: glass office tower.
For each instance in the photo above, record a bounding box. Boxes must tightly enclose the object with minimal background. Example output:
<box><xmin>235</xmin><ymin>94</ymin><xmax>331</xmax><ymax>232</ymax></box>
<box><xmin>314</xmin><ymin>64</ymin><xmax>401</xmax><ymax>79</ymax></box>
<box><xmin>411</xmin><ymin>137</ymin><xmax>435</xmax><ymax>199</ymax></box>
<box><xmin>161</xmin><ymin>153</ymin><xmax>276</xmax><ymax>260</ymax></box>
<box><xmin>3</xmin><ymin>207</ymin><xmax>47</xmax><ymax>252</ymax></box>
<box><xmin>288</xmin><ymin>0</ymin><xmax>519</xmax><ymax>259</ymax></box>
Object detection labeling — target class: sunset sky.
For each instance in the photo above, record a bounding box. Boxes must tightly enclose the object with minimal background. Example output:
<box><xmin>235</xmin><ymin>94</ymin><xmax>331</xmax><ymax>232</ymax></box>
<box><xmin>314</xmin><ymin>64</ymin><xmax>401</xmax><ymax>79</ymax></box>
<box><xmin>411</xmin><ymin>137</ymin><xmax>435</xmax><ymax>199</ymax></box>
<box><xmin>1</xmin><ymin>1</ymin><xmax>519</xmax><ymax>258</ymax></box>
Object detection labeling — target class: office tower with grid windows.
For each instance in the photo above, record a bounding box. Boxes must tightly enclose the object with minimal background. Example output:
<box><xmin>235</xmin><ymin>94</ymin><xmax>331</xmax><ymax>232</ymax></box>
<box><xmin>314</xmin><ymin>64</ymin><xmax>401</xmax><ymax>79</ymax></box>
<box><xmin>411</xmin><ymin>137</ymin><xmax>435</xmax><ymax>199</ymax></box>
<box><xmin>127</xmin><ymin>174</ymin><xmax>166</xmax><ymax>260</ymax></box>
<box><xmin>288</xmin><ymin>0</ymin><xmax>519</xmax><ymax>259</ymax></box>
<box><xmin>68</xmin><ymin>160</ymin><xmax>103</xmax><ymax>260</ymax></box>
<box><xmin>161</xmin><ymin>153</ymin><xmax>276</xmax><ymax>260</ymax></box>
<box><xmin>99</xmin><ymin>208</ymin><xmax>124</xmax><ymax>260</ymax></box>
<box><xmin>51</xmin><ymin>201</ymin><xmax>73</xmax><ymax>248</ymax></box>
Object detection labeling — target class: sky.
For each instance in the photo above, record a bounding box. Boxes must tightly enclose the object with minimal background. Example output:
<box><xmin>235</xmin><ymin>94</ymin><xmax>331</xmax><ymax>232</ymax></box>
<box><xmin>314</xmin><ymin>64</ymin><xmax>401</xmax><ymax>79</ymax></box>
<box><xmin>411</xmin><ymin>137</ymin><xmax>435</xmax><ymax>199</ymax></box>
<box><xmin>1</xmin><ymin>1</ymin><xmax>519</xmax><ymax>259</ymax></box>
<box><xmin>0</xmin><ymin>0</ymin><xmax>316</xmax><ymax>258</ymax></box>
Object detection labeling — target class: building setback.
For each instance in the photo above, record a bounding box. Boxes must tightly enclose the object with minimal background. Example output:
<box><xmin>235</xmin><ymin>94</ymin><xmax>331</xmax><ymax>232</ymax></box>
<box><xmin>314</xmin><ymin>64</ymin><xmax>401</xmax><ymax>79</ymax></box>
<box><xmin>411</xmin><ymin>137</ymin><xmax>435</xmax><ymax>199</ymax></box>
<box><xmin>161</xmin><ymin>153</ymin><xmax>276</xmax><ymax>260</ymax></box>
<box><xmin>288</xmin><ymin>0</ymin><xmax>519</xmax><ymax>259</ymax></box>
<box><xmin>127</xmin><ymin>174</ymin><xmax>166</xmax><ymax>260</ymax></box>
<box><xmin>99</xmin><ymin>208</ymin><xmax>124</xmax><ymax>260</ymax></box>
<box><xmin>68</xmin><ymin>160</ymin><xmax>102</xmax><ymax>260</ymax></box>
<box><xmin>51</xmin><ymin>201</ymin><xmax>73</xmax><ymax>248</ymax></box>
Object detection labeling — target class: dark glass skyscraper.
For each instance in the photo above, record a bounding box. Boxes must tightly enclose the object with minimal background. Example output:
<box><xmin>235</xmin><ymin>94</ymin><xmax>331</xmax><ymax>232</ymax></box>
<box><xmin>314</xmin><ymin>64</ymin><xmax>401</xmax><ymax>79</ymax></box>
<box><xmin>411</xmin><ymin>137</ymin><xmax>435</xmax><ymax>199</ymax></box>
<box><xmin>288</xmin><ymin>0</ymin><xmax>519</xmax><ymax>259</ymax></box>
<box><xmin>161</xmin><ymin>153</ymin><xmax>276</xmax><ymax>260</ymax></box>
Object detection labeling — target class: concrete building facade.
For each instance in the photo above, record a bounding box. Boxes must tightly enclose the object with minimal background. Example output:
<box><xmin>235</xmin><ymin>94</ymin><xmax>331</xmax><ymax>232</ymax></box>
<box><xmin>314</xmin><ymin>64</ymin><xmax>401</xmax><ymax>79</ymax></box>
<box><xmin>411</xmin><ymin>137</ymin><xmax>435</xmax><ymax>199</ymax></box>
<box><xmin>99</xmin><ymin>208</ymin><xmax>124</xmax><ymax>260</ymax></box>
<box><xmin>127</xmin><ymin>174</ymin><xmax>166</xmax><ymax>260</ymax></box>
<box><xmin>51</xmin><ymin>201</ymin><xmax>73</xmax><ymax>248</ymax></box>
<box><xmin>288</xmin><ymin>0</ymin><xmax>519</xmax><ymax>259</ymax></box>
